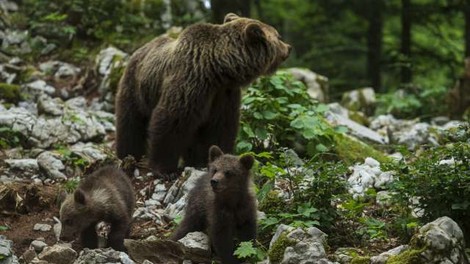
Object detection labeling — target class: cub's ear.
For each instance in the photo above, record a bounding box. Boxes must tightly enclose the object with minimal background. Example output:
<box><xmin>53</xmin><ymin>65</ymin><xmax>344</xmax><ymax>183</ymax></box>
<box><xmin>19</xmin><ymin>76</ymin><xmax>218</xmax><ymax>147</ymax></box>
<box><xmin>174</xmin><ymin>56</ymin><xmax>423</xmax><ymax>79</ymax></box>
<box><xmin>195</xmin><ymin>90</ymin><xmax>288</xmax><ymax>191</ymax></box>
<box><xmin>74</xmin><ymin>189</ymin><xmax>87</xmax><ymax>205</ymax></box>
<box><xmin>244</xmin><ymin>23</ymin><xmax>265</xmax><ymax>42</ymax></box>
<box><xmin>209</xmin><ymin>145</ymin><xmax>224</xmax><ymax>162</ymax></box>
<box><xmin>224</xmin><ymin>13</ymin><xmax>240</xmax><ymax>23</ymax></box>
<box><xmin>239</xmin><ymin>154</ymin><xmax>254</xmax><ymax>170</ymax></box>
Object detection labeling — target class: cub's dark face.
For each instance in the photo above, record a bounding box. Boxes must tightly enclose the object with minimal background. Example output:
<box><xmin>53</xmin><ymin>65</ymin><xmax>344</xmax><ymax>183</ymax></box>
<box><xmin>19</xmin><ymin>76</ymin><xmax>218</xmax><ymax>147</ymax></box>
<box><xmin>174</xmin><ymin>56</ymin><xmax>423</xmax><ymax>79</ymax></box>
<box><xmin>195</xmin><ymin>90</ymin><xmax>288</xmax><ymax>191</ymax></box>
<box><xmin>208</xmin><ymin>145</ymin><xmax>254</xmax><ymax>193</ymax></box>
<box><xmin>224</xmin><ymin>13</ymin><xmax>291</xmax><ymax>75</ymax></box>
<box><xmin>59</xmin><ymin>189</ymin><xmax>95</xmax><ymax>242</ymax></box>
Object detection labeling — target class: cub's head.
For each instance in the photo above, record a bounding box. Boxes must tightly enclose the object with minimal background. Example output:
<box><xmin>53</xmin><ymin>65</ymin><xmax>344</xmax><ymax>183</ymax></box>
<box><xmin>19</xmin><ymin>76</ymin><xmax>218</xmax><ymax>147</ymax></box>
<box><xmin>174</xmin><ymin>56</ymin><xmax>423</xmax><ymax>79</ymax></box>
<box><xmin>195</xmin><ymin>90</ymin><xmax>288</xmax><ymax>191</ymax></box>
<box><xmin>223</xmin><ymin>13</ymin><xmax>291</xmax><ymax>75</ymax></box>
<box><xmin>207</xmin><ymin>145</ymin><xmax>254</xmax><ymax>194</ymax></box>
<box><xmin>59</xmin><ymin>189</ymin><xmax>97</xmax><ymax>242</ymax></box>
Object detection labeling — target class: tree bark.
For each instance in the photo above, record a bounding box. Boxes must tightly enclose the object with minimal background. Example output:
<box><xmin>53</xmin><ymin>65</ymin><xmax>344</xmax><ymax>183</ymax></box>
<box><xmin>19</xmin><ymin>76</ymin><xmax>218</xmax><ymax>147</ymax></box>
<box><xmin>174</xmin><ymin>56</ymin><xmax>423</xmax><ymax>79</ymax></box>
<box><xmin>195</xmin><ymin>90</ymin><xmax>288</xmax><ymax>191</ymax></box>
<box><xmin>211</xmin><ymin>0</ymin><xmax>251</xmax><ymax>23</ymax></box>
<box><xmin>366</xmin><ymin>0</ymin><xmax>384</xmax><ymax>91</ymax></box>
<box><xmin>401</xmin><ymin>0</ymin><xmax>412</xmax><ymax>84</ymax></box>
<box><xmin>465</xmin><ymin>0</ymin><xmax>470</xmax><ymax>57</ymax></box>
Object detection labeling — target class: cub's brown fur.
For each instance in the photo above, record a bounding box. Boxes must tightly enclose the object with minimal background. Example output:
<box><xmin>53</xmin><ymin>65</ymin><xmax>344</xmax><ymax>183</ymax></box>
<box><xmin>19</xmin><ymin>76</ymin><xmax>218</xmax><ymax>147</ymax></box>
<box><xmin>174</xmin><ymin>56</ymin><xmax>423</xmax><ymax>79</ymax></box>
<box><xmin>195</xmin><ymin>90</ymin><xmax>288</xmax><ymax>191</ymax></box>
<box><xmin>170</xmin><ymin>145</ymin><xmax>256</xmax><ymax>264</ymax></box>
<box><xmin>115</xmin><ymin>13</ymin><xmax>291</xmax><ymax>178</ymax></box>
<box><xmin>59</xmin><ymin>166</ymin><xmax>135</xmax><ymax>251</ymax></box>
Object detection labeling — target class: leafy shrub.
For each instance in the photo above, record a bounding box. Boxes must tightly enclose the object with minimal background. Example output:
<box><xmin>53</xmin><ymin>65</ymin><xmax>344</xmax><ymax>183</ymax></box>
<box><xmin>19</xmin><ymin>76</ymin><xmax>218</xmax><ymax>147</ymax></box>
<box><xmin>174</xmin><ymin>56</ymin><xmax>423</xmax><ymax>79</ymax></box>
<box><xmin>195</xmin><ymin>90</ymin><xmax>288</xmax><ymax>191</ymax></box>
<box><xmin>375</xmin><ymin>83</ymin><xmax>448</xmax><ymax>118</ymax></box>
<box><xmin>234</xmin><ymin>241</ymin><xmax>266</xmax><ymax>263</ymax></box>
<box><xmin>375</xmin><ymin>90</ymin><xmax>422</xmax><ymax>118</ymax></box>
<box><xmin>21</xmin><ymin>0</ymin><xmax>166</xmax><ymax>46</ymax></box>
<box><xmin>389</xmin><ymin>142</ymin><xmax>470</xmax><ymax>237</ymax></box>
<box><xmin>238</xmin><ymin>71</ymin><xmax>337</xmax><ymax>156</ymax></box>
<box><xmin>255</xmin><ymin>149</ymin><xmax>348</xmax><ymax>233</ymax></box>
<box><xmin>0</xmin><ymin>126</ymin><xmax>26</xmax><ymax>149</ymax></box>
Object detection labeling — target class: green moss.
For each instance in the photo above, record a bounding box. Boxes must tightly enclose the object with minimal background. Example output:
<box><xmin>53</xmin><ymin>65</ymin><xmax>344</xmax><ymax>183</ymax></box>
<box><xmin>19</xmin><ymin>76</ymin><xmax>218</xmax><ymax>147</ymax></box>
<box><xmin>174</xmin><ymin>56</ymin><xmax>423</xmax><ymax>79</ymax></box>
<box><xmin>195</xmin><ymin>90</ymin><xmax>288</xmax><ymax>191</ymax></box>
<box><xmin>333</xmin><ymin>133</ymin><xmax>390</xmax><ymax>164</ymax></box>
<box><xmin>259</xmin><ymin>190</ymin><xmax>286</xmax><ymax>214</ymax></box>
<box><xmin>386</xmin><ymin>248</ymin><xmax>424</xmax><ymax>264</ymax></box>
<box><xmin>348</xmin><ymin>111</ymin><xmax>370</xmax><ymax>126</ymax></box>
<box><xmin>0</xmin><ymin>83</ymin><xmax>21</xmax><ymax>103</ymax></box>
<box><xmin>351</xmin><ymin>256</ymin><xmax>371</xmax><ymax>264</ymax></box>
<box><xmin>268</xmin><ymin>233</ymin><xmax>295</xmax><ymax>263</ymax></box>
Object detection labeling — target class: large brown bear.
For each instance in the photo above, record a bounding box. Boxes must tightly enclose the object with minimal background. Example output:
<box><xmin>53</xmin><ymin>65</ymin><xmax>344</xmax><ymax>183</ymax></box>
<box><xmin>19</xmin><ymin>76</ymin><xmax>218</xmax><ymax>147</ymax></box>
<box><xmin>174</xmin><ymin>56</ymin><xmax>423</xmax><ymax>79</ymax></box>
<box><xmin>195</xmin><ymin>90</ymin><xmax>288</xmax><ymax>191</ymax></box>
<box><xmin>170</xmin><ymin>145</ymin><xmax>257</xmax><ymax>264</ymax></box>
<box><xmin>115</xmin><ymin>13</ymin><xmax>291</xmax><ymax>178</ymax></box>
<box><xmin>59</xmin><ymin>166</ymin><xmax>135</xmax><ymax>252</ymax></box>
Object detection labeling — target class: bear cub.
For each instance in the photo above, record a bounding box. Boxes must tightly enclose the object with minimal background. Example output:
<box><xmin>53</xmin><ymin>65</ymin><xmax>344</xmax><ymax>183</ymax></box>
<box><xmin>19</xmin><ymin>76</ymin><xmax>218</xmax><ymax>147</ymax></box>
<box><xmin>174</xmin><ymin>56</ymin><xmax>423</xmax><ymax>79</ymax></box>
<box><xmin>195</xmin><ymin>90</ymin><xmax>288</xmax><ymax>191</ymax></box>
<box><xmin>170</xmin><ymin>145</ymin><xmax>257</xmax><ymax>264</ymax></box>
<box><xmin>59</xmin><ymin>166</ymin><xmax>135</xmax><ymax>252</ymax></box>
<box><xmin>115</xmin><ymin>13</ymin><xmax>291</xmax><ymax>179</ymax></box>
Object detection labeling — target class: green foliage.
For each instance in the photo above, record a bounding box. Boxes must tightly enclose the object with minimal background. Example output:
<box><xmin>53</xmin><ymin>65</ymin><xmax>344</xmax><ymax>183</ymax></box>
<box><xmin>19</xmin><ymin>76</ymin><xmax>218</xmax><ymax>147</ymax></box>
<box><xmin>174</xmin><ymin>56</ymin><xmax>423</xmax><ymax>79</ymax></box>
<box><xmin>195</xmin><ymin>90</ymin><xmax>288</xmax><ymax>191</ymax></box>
<box><xmin>255</xmin><ymin>149</ymin><xmax>348</xmax><ymax>233</ymax></box>
<box><xmin>0</xmin><ymin>83</ymin><xmax>21</xmax><ymax>103</ymax></box>
<box><xmin>376</xmin><ymin>83</ymin><xmax>448</xmax><ymax>118</ymax></box>
<box><xmin>357</xmin><ymin>217</ymin><xmax>387</xmax><ymax>240</ymax></box>
<box><xmin>234</xmin><ymin>241</ymin><xmax>266</xmax><ymax>263</ymax></box>
<box><xmin>20</xmin><ymin>0</ymin><xmax>166</xmax><ymax>49</ymax></box>
<box><xmin>389</xmin><ymin>142</ymin><xmax>470</xmax><ymax>237</ymax></box>
<box><xmin>0</xmin><ymin>225</ymin><xmax>9</xmax><ymax>231</ymax></box>
<box><xmin>0</xmin><ymin>126</ymin><xmax>25</xmax><ymax>149</ymax></box>
<box><xmin>238</xmin><ymin>71</ymin><xmax>337</xmax><ymax>156</ymax></box>
<box><xmin>376</xmin><ymin>90</ymin><xmax>422</xmax><ymax>118</ymax></box>
<box><xmin>55</xmin><ymin>144</ymin><xmax>89</xmax><ymax>169</ymax></box>
<box><xmin>267</xmin><ymin>233</ymin><xmax>295</xmax><ymax>263</ymax></box>
<box><xmin>62</xmin><ymin>177</ymin><xmax>80</xmax><ymax>193</ymax></box>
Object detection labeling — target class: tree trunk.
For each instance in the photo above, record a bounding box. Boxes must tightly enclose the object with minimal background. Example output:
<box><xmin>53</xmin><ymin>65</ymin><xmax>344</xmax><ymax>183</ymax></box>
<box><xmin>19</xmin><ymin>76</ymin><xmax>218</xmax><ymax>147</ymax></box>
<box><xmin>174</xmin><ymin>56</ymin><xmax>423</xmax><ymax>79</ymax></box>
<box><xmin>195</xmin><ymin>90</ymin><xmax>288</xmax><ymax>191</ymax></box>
<box><xmin>465</xmin><ymin>1</ymin><xmax>470</xmax><ymax>57</ymax></box>
<box><xmin>401</xmin><ymin>0</ymin><xmax>412</xmax><ymax>84</ymax></box>
<box><xmin>211</xmin><ymin>0</ymin><xmax>251</xmax><ymax>23</ymax></box>
<box><xmin>366</xmin><ymin>0</ymin><xmax>384</xmax><ymax>91</ymax></box>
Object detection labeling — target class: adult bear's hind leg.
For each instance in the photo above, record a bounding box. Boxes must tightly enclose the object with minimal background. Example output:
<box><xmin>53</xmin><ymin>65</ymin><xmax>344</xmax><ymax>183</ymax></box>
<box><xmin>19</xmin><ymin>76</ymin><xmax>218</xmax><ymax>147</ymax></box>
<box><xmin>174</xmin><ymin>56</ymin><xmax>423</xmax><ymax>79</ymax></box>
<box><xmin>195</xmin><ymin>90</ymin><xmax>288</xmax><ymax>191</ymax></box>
<box><xmin>115</xmin><ymin>97</ymin><xmax>148</xmax><ymax>161</ymax></box>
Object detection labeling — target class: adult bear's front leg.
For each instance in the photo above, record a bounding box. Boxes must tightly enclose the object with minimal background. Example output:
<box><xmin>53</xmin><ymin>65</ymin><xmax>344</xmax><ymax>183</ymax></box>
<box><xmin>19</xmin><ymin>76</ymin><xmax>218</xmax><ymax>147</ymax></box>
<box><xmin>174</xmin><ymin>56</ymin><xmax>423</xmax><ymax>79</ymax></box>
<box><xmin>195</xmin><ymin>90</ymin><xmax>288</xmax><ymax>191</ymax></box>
<box><xmin>184</xmin><ymin>88</ymin><xmax>241</xmax><ymax>167</ymax></box>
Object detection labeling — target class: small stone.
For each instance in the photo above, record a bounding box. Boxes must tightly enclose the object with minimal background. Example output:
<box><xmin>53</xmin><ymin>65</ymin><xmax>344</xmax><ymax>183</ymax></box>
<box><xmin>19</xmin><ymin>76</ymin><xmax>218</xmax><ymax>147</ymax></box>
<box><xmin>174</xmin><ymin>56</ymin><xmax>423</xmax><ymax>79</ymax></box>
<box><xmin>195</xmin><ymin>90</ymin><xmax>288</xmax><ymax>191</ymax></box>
<box><xmin>31</xmin><ymin>240</ymin><xmax>48</xmax><ymax>252</ymax></box>
<box><xmin>33</xmin><ymin>224</ymin><xmax>52</xmax><ymax>232</ymax></box>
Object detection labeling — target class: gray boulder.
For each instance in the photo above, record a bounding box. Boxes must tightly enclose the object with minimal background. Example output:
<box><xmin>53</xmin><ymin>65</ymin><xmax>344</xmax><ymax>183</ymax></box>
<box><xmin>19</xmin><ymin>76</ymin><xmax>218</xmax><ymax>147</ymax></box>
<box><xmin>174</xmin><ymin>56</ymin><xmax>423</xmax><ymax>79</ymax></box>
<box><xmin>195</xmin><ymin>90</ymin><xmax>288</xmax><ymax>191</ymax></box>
<box><xmin>267</xmin><ymin>224</ymin><xmax>335</xmax><ymax>264</ymax></box>
<box><xmin>0</xmin><ymin>235</ymin><xmax>19</xmax><ymax>264</ymax></box>
<box><xmin>37</xmin><ymin>244</ymin><xmax>77</xmax><ymax>264</ymax></box>
<box><xmin>286</xmin><ymin>68</ymin><xmax>329</xmax><ymax>102</ymax></box>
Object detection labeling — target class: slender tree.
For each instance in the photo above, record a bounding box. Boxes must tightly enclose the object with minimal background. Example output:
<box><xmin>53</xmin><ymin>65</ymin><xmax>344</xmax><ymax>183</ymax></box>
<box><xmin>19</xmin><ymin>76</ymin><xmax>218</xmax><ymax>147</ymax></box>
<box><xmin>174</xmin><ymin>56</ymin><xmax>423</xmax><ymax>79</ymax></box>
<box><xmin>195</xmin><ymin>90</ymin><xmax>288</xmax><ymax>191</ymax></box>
<box><xmin>401</xmin><ymin>0</ymin><xmax>412</xmax><ymax>83</ymax></box>
<box><xmin>366</xmin><ymin>0</ymin><xmax>385</xmax><ymax>91</ymax></box>
<box><xmin>465</xmin><ymin>0</ymin><xmax>470</xmax><ymax>57</ymax></box>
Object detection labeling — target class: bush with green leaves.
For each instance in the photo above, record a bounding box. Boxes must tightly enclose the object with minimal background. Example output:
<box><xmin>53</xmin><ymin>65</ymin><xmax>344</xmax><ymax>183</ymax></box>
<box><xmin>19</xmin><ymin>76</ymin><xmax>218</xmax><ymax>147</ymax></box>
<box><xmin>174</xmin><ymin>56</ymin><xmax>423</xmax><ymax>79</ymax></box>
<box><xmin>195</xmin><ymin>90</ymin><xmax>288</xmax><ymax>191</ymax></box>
<box><xmin>255</xmin><ymin>149</ymin><xmax>348</xmax><ymax>234</ymax></box>
<box><xmin>375</xmin><ymin>83</ymin><xmax>448</xmax><ymax>118</ymax></box>
<box><xmin>21</xmin><ymin>0</ymin><xmax>166</xmax><ymax>45</ymax></box>
<box><xmin>388</xmin><ymin>142</ymin><xmax>470</xmax><ymax>237</ymax></box>
<box><xmin>237</xmin><ymin>71</ymin><xmax>338</xmax><ymax>156</ymax></box>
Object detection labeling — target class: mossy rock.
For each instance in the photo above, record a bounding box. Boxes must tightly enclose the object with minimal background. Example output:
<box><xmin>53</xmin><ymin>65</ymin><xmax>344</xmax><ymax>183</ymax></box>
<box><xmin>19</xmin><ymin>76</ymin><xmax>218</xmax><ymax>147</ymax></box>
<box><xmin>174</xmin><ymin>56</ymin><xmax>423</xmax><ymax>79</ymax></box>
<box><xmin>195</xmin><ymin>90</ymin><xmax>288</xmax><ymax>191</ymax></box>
<box><xmin>351</xmin><ymin>256</ymin><xmax>371</xmax><ymax>264</ymax></box>
<box><xmin>268</xmin><ymin>233</ymin><xmax>296</xmax><ymax>263</ymax></box>
<box><xmin>386</xmin><ymin>248</ymin><xmax>424</xmax><ymax>264</ymax></box>
<box><xmin>259</xmin><ymin>190</ymin><xmax>286</xmax><ymax>214</ymax></box>
<box><xmin>333</xmin><ymin>133</ymin><xmax>390</xmax><ymax>165</ymax></box>
<box><xmin>0</xmin><ymin>83</ymin><xmax>21</xmax><ymax>103</ymax></box>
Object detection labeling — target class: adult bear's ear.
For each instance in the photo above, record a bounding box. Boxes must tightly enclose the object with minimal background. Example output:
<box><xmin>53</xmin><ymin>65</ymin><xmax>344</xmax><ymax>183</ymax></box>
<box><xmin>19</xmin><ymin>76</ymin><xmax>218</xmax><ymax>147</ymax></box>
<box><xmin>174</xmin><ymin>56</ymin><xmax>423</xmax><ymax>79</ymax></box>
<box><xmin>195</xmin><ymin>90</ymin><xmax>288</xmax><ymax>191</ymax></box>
<box><xmin>74</xmin><ymin>189</ymin><xmax>87</xmax><ymax>205</ymax></box>
<box><xmin>224</xmin><ymin>13</ymin><xmax>239</xmax><ymax>23</ymax></box>
<box><xmin>209</xmin><ymin>145</ymin><xmax>224</xmax><ymax>162</ymax></box>
<box><xmin>244</xmin><ymin>23</ymin><xmax>265</xmax><ymax>42</ymax></box>
<box><xmin>239</xmin><ymin>154</ymin><xmax>254</xmax><ymax>170</ymax></box>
